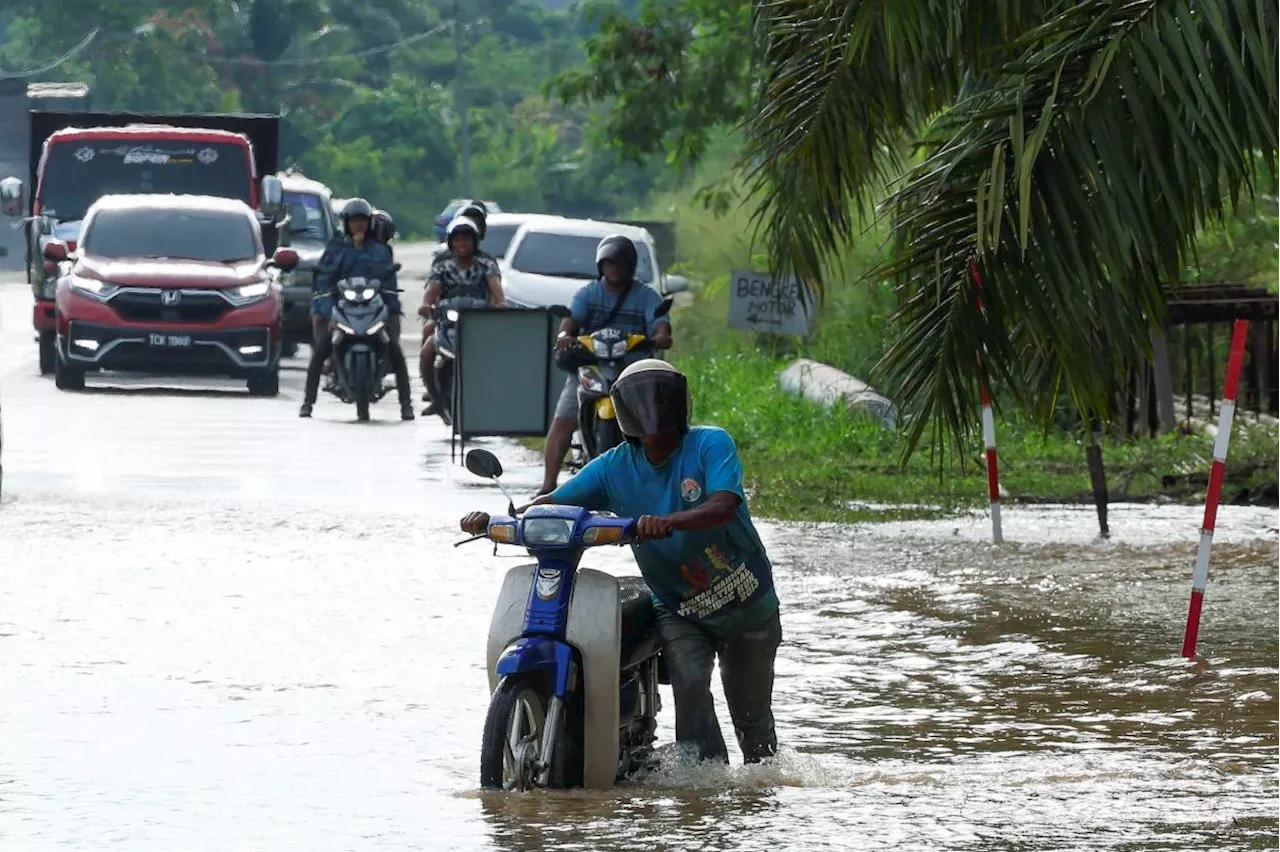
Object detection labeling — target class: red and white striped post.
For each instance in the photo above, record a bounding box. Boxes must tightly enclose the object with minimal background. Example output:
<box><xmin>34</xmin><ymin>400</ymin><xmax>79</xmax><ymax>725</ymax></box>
<box><xmin>1181</xmin><ymin>319</ymin><xmax>1250</xmax><ymax>658</ymax></box>
<box><xmin>969</xmin><ymin>257</ymin><xmax>1003</xmax><ymax>544</ymax></box>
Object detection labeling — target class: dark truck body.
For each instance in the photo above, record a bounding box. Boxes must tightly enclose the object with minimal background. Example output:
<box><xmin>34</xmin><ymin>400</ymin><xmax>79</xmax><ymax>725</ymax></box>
<box><xmin>11</xmin><ymin>110</ymin><xmax>282</xmax><ymax>373</ymax></box>
<box><xmin>25</xmin><ymin>110</ymin><xmax>280</xmax><ymax>204</ymax></box>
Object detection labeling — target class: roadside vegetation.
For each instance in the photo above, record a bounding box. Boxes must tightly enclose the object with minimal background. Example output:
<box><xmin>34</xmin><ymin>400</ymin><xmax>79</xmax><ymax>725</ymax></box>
<box><xmin>635</xmin><ymin>137</ymin><xmax>1280</xmax><ymax>523</ymax></box>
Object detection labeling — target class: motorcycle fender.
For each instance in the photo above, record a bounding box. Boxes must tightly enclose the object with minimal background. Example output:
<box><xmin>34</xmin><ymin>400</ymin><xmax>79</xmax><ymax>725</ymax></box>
<box><xmin>595</xmin><ymin>396</ymin><xmax>615</xmax><ymax>420</ymax></box>
<box><xmin>484</xmin><ymin>564</ymin><xmax>621</xmax><ymax>790</ymax></box>
<box><xmin>565</xmin><ymin>568</ymin><xmax>621</xmax><ymax>790</ymax></box>
<box><xmin>350</xmin><ymin>342</ymin><xmax>371</xmax><ymax>353</ymax></box>
<box><xmin>486</xmin><ymin>564</ymin><xmax>537</xmax><ymax>697</ymax></box>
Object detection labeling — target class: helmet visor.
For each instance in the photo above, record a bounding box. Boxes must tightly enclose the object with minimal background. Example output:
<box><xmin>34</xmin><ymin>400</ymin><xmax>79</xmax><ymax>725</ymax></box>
<box><xmin>611</xmin><ymin>371</ymin><xmax>687</xmax><ymax>437</ymax></box>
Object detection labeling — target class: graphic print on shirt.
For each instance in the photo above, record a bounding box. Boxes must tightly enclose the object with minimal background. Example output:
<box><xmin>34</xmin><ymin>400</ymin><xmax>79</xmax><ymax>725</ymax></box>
<box><xmin>680</xmin><ymin>477</ymin><xmax>703</xmax><ymax>503</ymax></box>
<box><xmin>677</xmin><ymin>552</ymin><xmax>762</xmax><ymax>620</ymax></box>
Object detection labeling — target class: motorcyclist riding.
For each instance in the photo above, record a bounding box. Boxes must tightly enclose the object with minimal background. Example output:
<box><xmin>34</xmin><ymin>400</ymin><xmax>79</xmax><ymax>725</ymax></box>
<box><xmin>461</xmin><ymin>360</ymin><xmax>782</xmax><ymax>765</ymax></box>
<box><xmin>300</xmin><ymin>197</ymin><xmax>415</xmax><ymax>420</ymax></box>
<box><xmin>539</xmin><ymin>234</ymin><xmax>672</xmax><ymax>495</ymax></box>
<box><xmin>419</xmin><ymin>215</ymin><xmax>505</xmax><ymax>416</ymax></box>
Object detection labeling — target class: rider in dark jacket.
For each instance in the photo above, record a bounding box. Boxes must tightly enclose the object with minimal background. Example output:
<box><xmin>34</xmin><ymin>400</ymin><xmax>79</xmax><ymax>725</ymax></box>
<box><xmin>300</xmin><ymin>198</ymin><xmax>414</xmax><ymax>420</ymax></box>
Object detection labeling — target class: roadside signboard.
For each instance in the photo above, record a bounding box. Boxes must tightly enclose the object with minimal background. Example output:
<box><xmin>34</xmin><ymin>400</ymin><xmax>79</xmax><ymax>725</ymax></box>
<box><xmin>728</xmin><ymin>269</ymin><xmax>816</xmax><ymax>336</ymax></box>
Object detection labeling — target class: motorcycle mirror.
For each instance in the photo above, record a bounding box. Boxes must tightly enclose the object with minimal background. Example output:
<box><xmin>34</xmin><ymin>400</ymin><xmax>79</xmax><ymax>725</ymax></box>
<box><xmin>548</xmin><ymin>304</ymin><xmax>572</xmax><ymax>318</ymax></box>
<box><xmin>393</xmin><ymin>263</ymin><xmax>402</xmax><ymax>272</ymax></box>
<box><xmin>654</xmin><ymin>297</ymin><xmax>674</xmax><ymax>318</ymax></box>
<box><xmin>465</xmin><ymin>449</ymin><xmax>503</xmax><ymax>479</ymax></box>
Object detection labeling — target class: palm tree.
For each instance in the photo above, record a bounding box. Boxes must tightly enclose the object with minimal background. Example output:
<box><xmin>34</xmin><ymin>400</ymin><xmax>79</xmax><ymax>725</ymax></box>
<box><xmin>744</xmin><ymin>0</ymin><xmax>1277</xmax><ymax>456</ymax></box>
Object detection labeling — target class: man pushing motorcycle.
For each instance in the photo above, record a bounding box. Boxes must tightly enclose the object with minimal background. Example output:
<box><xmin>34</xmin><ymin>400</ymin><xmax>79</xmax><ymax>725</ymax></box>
<box><xmin>461</xmin><ymin>360</ymin><xmax>783</xmax><ymax>765</ymax></box>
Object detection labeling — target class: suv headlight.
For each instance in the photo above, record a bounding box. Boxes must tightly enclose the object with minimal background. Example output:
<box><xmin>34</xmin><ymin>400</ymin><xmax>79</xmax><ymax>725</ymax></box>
<box><xmin>69</xmin><ymin>276</ymin><xmax>118</xmax><ymax>301</ymax></box>
<box><xmin>226</xmin><ymin>281</ymin><xmax>271</xmax><ymax>305</ymax></box>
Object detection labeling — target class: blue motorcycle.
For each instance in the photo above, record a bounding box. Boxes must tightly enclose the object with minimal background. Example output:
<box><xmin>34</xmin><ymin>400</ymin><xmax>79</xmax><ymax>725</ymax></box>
<box><xmin>460</xmin><ymin>449</ymin><xmax>666</xmax><ymax>791</ymax></box>
<box><xmin>328</xmin><ymin>276</ymin><xmax>397</xmax><ymax>421</ymax></box>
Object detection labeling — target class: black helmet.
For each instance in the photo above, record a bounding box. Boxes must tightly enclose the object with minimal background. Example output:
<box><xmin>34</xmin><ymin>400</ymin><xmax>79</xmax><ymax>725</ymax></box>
<box><xmin>446</xmin><ymin>215</ymin><xmax>480</xmax><ymax>249</ymax></box>
<box><xmin>595</xmin><ymin>234</ymin><xmax>638</xmax><ymax>279</ymax></box>
<box><xmin>341</xmin><ymin>197</ymin><xmax>374</xmax><ymax>235</ymax></box>
<box><xmin>610</xmin><ymin>359</ymin><xmax>690</xmax><ymax>439</ymax></box>
<box><xmin>370</xmin><ymin>208</ymin><xmax>396</xmax><ymax>243</ymax></box>
<box><xmin>458</xmin><ymin>201</ymin><xmax>488</xmax><ymax>239</ymax></box>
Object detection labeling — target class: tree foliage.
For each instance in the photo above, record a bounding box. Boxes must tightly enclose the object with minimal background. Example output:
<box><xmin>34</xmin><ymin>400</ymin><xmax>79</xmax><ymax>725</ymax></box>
<box><xmin>552</xmin><ymin>0</ymin><xmax>755</xmax><ymax>164</ymax></box>
<box><xmin>745</xmin><ymin>0</ymin><xmax>1278</xmax><ymax>457</ymax></box>
<box><xmin>0</xmin><ymin>0</ymin><xmax>671</xmax><ymax>236</ymax></box>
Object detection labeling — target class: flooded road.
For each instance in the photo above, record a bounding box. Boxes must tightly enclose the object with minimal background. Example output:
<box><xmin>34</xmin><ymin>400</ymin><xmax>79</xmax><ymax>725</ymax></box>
<box><xmin>1</xmin><ymin>263</ymin><xmax>1277</xmax><ymax>851</ymax></box>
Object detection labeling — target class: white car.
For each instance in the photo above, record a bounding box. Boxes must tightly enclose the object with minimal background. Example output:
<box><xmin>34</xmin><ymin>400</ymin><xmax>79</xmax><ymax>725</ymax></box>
<box><xmin>500</xmin><ymin>217</ymin><xmax>688</xmax><ymax>309</ymax></box>
<box><xmin>432</xmin><ymin>212</ymin><xmax>564</xmax><ymax>265</ymax></box>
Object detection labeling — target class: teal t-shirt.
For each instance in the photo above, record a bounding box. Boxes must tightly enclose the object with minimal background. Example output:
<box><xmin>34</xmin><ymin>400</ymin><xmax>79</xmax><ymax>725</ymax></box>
<box><xmin>548</xmin><ymin>426</ymin><xmax>779</xmax><ymax>633</ymax></box>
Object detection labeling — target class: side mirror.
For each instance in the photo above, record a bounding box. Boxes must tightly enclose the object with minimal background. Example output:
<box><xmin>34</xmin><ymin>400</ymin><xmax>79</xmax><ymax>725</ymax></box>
<box><xmin>260</xmin><ymin>175</ymin><xmax>284</xmax><ymax>220</ymax></box>
<box><xmin>0</xmin><ymin>176</ymin><xmax>25</xmax><ymax>218</ymax></box>
<box><xmin>42</xmin><ymin>239</ymin><xmax>68</xmax><ymax>263</ymax></box>
<box><xmin>548</xmin><ymin>304</ymin><xmax>572</xmax><ymax>318</ymax></box>
<box><xmin>393</xmin><ymin>262</ymin><xmax>402</xmax><ymax>272</ymax></box>
<box><xmin>465</xmin><ymin>449</ymin><xmax>504</xmax><ymax>479</ymax></box>
<box><xmin>654</xmin><ymin>296</ymin><xmax>674</xmax><ymax>318</ymax></box>
<box><xmin>664</xmin><ymin>274</ymin><xmax>689</xmax><ymax>295</ymax></box>
<box><xmin>271</xmin><ymin>247</ymin><xmax>299</xmax><ymax>270</ymax></box>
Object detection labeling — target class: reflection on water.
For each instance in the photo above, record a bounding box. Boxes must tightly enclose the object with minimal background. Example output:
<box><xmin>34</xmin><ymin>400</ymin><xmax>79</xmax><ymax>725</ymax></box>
<box><xmin>0</xmin><ymin>495</ymin><xmax>1275</xmax><ymax>851</ymax></box>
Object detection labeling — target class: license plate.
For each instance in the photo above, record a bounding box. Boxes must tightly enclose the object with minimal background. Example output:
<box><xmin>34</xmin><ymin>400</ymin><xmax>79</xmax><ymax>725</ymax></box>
<box><xmin>148</xmin><ymin>333</ymin><xmax>192</xmax><ymax>348</ymax></box>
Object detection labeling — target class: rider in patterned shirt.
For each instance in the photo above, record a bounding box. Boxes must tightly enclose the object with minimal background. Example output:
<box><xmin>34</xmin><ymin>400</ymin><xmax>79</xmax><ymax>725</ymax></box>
<box><xmin>418</xmin><ymin>215</ymin><xmax>505</xmax><ymax>416</ymax></box>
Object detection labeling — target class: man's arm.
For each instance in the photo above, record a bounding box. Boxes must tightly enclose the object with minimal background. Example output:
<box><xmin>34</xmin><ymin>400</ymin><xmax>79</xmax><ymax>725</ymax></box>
<box><xmin>645</xmin><ymin>290</ymin><xmax>673</xmax><ymax>349</ymax></box>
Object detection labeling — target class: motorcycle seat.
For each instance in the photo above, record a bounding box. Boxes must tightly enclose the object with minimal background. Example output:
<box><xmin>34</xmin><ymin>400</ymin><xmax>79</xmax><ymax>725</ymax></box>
<box><xmin>618</xmin><ymin>575</ymin><xmax>660</xmax><ymax>670</ymax></box>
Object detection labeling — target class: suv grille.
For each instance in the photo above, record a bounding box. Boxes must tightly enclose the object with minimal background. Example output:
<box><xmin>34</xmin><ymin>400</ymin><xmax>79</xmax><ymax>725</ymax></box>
<box><xmin>111</xmin><ymin>290</ymin><xmax>230</xmax><ymax>323</ymax></box>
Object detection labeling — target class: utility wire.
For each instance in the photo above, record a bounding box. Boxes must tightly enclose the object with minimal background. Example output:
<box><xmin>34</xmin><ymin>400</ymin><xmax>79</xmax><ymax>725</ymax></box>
<box><xmin>143</xmin><ymin>23</ymin><xmax>451</xmax><ymax>66</ymax></box>
<box><xmin>0</xmin><ymin>21</ymin><xmax>450</xmax><ymax>79</ymax></box>
<box><xmin>0</xmin><ymin>28</ymin><xmax>99</xmax><ymax>79</ymax></box>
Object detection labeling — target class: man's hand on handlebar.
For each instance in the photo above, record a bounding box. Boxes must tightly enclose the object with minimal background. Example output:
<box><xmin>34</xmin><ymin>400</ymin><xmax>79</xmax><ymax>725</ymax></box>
<box><xmin>461</xmin><ymin>512</ymin><xmax>490</xmax><ymax>535</ymax></box>
<box><xmin>635</xmin><ymin>515</ymin><xmax>674</xmax><ymax>542</ymax></box>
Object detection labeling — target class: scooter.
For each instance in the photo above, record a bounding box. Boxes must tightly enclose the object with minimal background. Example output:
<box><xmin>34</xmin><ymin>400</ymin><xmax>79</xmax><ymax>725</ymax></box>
<box><xmin>459</xmin><ymin>449</ymin><xmax>666</xmax><ymax>791</ymax></box>
<box><xmin>557</xmin><ymin>296</ymin><xmax>674</xmax><ymax>461</ymax></box>
<box><xmin>328</xmin><ymin>276</ymin><xmax>396</xmax><ymax>421</ymax></box>
<box><xmin>431</xmin><ymin>295</ymin><xmax>490</xmax><ymax>425</ymax></box>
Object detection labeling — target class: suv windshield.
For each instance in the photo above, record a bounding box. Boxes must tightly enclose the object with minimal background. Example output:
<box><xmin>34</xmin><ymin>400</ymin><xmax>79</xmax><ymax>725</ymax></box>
<box><xmin>510</xmin><ymin>232</ymin><xmax>654</xmax><ymax>283</ymax></box>
<box><xmin>283</xmin><ymin>191</ymin><xmax>332</xmax><ymax>242</ymax></box>
<box><xmin>40</xmin><ymin>139</ymin><xmax>252</xmax><ymax>222</ymax></box>
<box><xmin>83</xmin><ymin>208</ymin><xmax>260</xmax><ymax>262</ymax></box>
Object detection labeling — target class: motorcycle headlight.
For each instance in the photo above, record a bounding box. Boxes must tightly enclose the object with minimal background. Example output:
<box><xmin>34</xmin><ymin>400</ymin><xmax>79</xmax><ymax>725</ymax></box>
<box><xmin>446</xmin><ymin>309</ymin><xmax>459</xmax><ymax>323</ymax></box>
<box><xmin>579</xmin><ymin>370</ymin><xmax>605</xmax><ymax>393</ymax></box>
<box><xmin>611</xmin><ymin>340</ymin><xmax>629</xmax><ymax>358</ymax></box>
<box><xmin>367</xmin><ymin>320</ymin><xmax>386</xmax><ymax>336</ymax></box>
<box><xmin>343</xmin><ymin>288</ymin><xmax>359</xmax><ymax>301</ymax></box>
<box><xmin>228</xmin><ymin>281</ymin><xmax>270</xmax><ymax>304</ymax></box>
<box><xmin>69</xmin><ymin>276</ymin><xmax>118</xmax><ymax>301</ymax></box>
<box><xmin>523</xmin><ymin>518</ymin><xmax>575</xmax><ymax>546</ymax></box>
<box><xmin>362</xmin><ymin>287</ymin><xmax>377</xmax><ymax>301</ymax></box>
<box><xmin>336</xmin><ymin>322</ymin><xmax>355</xmax><ymax>335</ymax></box>
<box><xmin>593</xmin><ymin>339</ymin><xmax>611</xmax><ymax>357</ymax></box>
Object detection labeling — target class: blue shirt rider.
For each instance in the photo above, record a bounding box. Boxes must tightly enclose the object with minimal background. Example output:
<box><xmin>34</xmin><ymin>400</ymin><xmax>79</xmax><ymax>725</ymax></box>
<box><xmin>461</xmin><ymin>360</ymin><xmax>782</xmax><ymax>766</ymax></box>
<box><xmin>300</xmin><ymin>197</ymin><xmax>414</xmax><ymax>420</ymax></box>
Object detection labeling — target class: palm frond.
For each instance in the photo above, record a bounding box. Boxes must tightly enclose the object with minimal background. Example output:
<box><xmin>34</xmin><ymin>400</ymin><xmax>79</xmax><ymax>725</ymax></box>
<box><xmin>747</xmin><ymin>0</ymin><xmax>1278</xmax><ymax>458</ymax></box>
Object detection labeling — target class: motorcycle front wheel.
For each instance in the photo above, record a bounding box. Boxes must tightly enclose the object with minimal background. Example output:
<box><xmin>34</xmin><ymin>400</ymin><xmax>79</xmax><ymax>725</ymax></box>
<box><xmin>480</xmin><ymin>675</ymin><xmax>581</xmax><ymax>790</ymax></box>
<box><xmin>349</xmin><ymin>350</ymin><xmax>374</xmax><ymax>421</ymax></box>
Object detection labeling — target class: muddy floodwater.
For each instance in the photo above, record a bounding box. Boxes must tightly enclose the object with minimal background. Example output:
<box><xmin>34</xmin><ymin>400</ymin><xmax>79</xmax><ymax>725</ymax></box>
<box><xmin>1</xmin><ymin>277</ymin><xmax>1277</xmax><ymax>851</ymax></box>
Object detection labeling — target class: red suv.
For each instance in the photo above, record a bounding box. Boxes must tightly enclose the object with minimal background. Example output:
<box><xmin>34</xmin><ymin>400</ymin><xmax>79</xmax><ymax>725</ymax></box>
<box><xmin>47</xmin><ymin>194</ymin><xmax>298</xmax><ymax>394</ymax></box>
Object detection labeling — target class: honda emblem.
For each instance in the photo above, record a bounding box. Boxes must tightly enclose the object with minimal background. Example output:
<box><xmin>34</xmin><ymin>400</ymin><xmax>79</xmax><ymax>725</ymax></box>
<box><xmin>161</xmin><ymin>290</ymin><xmax>182</xmax><ymax>306</ymax></box>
